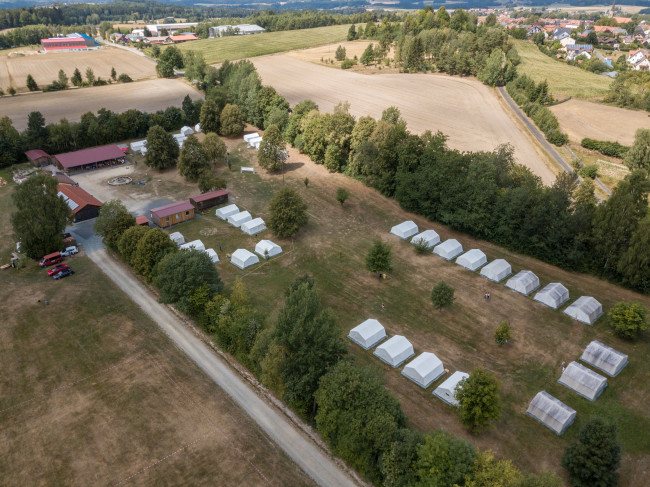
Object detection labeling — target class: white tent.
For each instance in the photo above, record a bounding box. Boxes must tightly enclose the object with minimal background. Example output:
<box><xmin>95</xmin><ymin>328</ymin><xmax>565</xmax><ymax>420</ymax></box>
<box><xmin>230</xmin><ymin>248</ymin><xmax>260</xmax><ymax>269</ymax></box>
<box><xmin>248</xmin><ymin>136</ymin><xmax>263</xmax><ymax>149</ymax></box>
<box><xmin>564</xmin><ymin>296</ymin><xmax>603</xmax><ymax>325</ymax></box>
<box><xmin>411</xmin><ymin>230</ymin><xmax>440</xmax><ymax>249</ymax></box>
<box><xmin>401</xmin><ymin>352</ymin><xmax>445</xmax><ymax>389</ymax></box>
<box><xmin>129</xmin><ymin>139</ymin><xmax>147</xmax><ymax>152</ymax></box>
<box><xmin>456</xmin><ymin>249</ymin><xmax>487</xmax><ymax>271</ymax></box>
<box><xmin>433</xmin><ymin>239</ymin><xmax>463</xmax><ymax>260</ymax></box>
<box><xmin>526</xmin><ymin>391</ymin><xmax>576</xmax><ymax>435</ymax></box>
<box><xmin>558</xmin><ymin>361</ymin><xmax>607</xmax><ymax>401</ymax></box>
<box><xmin>228</xmin><ymin>211</ymin><xmax>252</xmax><ymax>228</ymax></box>
<box><xmin>216</xmin><ymin>204</ymin><xmax>239</xmax><ymax>220</ymax></box>
<box><xmin>180</xmin><ymin>239</ymin><xmax>205</xmax><ymax>251</ymax></box>
<box><xmin>373</xmin><ymin>335</ymin><xmax>415</xmax><ymax>368</ymax></box>
<box><xmin>505</xmin><ymin>270</ymin><xmax>540</xmax><ymax>296</ymax></box>
<box><xmin>390</xmin><ymin>221</ymin><xmax>419</xmax><ymax>240</ymax></box>
<box><xmin>241</xmin><ymin>217</ymin><xmax>267</xmax><ymax>236</ymax></box>
<box><xmin>205</xmin><ymin>248</ymin><xmax>219</xmax><ymax>263</ymax></box>
<box><xmin>348</xmin><ymin>319</ymin><xmax>387</xmax><ymax>350</ymax></box>
<box><xmin>173</xmin><ymin>133</ymin><xmax>187</xmax><ymax>148</ymax></box>
<box><xmin>580</xmin><ymin>340</ymin><xmax>628</xmax><ymax>377</ymax></box>
<box><xmin>479</xmin><ymin>259</ymin><xmax>512</xmax><ymax>282</ymax></box>
<box><xmin>180</xmin><ymin>125</ymin><xmax>194</xmax><ymax>136</ymax></box>
<box><xmin>243</xmin><ymin>132</ymin><xmax>260</xmax><ymax>143</ymax></box>
<box><xmin>194</xmin><ymin>123</ymin><xmax>201</xmax><ymax>133</ymax></box>
<box><xmin>169</xmin><ymin>231</ymin><xmax>185</xmax><ymax>246</ymax></box>
<box><xmin>533</xmin><ymin>283</ymin><xmax>569</xmax><ymax>309</ymax></box>
<box><xmin>255</xmin><ymin>240</ymin><xmax>282</xmax><ymax>258</ymax></box>
<box><xmin>433</xmin><ymin>371</ymin><xmax>469</xmax><ymax>406</ymax></box>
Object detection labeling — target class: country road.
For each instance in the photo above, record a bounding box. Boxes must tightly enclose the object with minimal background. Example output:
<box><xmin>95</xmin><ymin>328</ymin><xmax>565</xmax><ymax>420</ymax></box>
<box><xmin>88</xmin><ymin>249</ymin><xmax>358</xmax><ymax>487</ymax></box>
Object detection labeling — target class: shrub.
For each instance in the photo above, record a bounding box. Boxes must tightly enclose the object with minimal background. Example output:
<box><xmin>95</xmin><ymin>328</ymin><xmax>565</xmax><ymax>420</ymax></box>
<box><xmin>430</xmin><ymin>281</ymin><xmax>455</xmax><ymax>311</ymax></box>
<box><xmin>341</xmin><ymin>59</ymin><xmax>355</xmax><ymax>69</ymax></box>
<box><xmin>366</xmin><ymin>239</ymin><xmax>392</xmax><ymax>272</ymax></box>
<box><xmin>336</xmin><ymin>187</ymin><xmax>349</xmax><ymax>205</ymax></box>
<box><xmin>412</xmin><ymin>238</ymin><xmax>431</xmax><ymax>254</ymax></box>
<box><xmin>608</xmin><ymin>301</ymin><xmax>648</xmax><ymax>339</ymax></box>
<box><xmin>579</xmin><ymin>164</ymin><xmax>599</xmax><ymax>179</ymax></box>
<box><xmin>581</xmin><ymin>138</ymin><xmax>629</xmax><ymax>158</ymax></box>
<box><xmin>117</xmin><ymin>73</ymin><xmax>133</xmax><ymax>83</ymax></box>
<box><xmin>494</xmin><ymin>321</ymin><xmax>511</xmax><ymax>345</ymax></box>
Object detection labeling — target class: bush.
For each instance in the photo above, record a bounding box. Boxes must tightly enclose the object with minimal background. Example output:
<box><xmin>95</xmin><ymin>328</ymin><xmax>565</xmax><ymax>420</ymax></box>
<box><xmin>579</xmin><ymin>164</ymin><xmax>599</xmax><ymax>179</ymax></box>
<box><xmin>494</xmin><ymin>321</ymin><xmax>511</xmax><ymax>345</ymax></box>
<box><xmin>412</xmin><ymin>238</ymin><xmax>431</xmax><ymax>254</ymax></box>
<box><xmin>581</xmin><ymin>138</ymin><xmax>629</xmax><ymax>158</ymax></box>
<box><xmin>341</xmin><ymin>59</ymin><xmax>355</xmax><ymax>70</ymax></box>
<box><xmin>608</xmin><ymin>301</ymin><xmax>648</xmax><ymax>339</ymax></box>
<box><xmin>336</xmin><ymin>187</ymin><xmax>349</xmax><ymax>205</ymax></box>
<box><xmin>366</xmin><ymin>239</ymin><xmax>392</xmax><ymax>272</ymax></box>
<box><xmin>117</xmin><ymin>73</ymin><xmax>133</xmax><ymax>83</ymax></box>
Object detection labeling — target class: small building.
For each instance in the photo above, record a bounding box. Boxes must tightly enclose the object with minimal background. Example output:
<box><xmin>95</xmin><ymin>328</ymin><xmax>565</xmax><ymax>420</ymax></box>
<box><xmin>169</xmin><ymin>231</ymin><xmax>185</xmax><ymax>245</ymax></box>
<box><xmin>41</xmin><ymin>33</ymin><xmax>99</xmax><ymax>52</ymax></box>
<box><xmin>216</xmin><ymin>203</ymin><xmax>239</xmax><ymax>220</ymax></box>
<box><xmin>170</xmin><ymin>34</ymin><xmax>198</xmax><ymax>43</ymax></box>
<box><xmin>228</xmin><ymin>210</ymin><xmax>252</xmax><ymax>228</ymax></box>
<box><xmin>433</xmin><ymin>239</ymin><xmax>463</xmax><ymax>260</ymax></box>
<box><xmin>150</xmin><ymin>201</ymin><xmax>195</xmax><ymax>228</ymax></box>
<box><xmin>563</xmin><ymin>296</ymin><xmax>603</xmax><ymax>325</ymax></box>
<box><xmin>54</xmin><ymin>145</ymin><xmax>126</xmax><ymax>172</ymax></box>
<box><xmin>390</xmin><ymin>220</ymin><xmax>419</xmax><ymax>240</ymax></box>
<box><xmin>209</xmin><ymin>24</ymin><xmax>265</xmax><ymax>38</ymax></box>
<box><xmin>580</xmin><ymin>341</ymin><xmax>629</xmax><ymax>377</ymax></box>
<box><xmin>230</xmin><ymin>248</ymin><xmax>259</xmax><ymax>269</ymax></box>
<box><xmin>348</xmin><ymin>319</ymin><xmax>387</xmax><ymax>350</ymax></box>
<box><xmin>255</xmin><ymin>240</ymin><xmax>282</xmax><ymax>258</ymax></box>
<box><xmin>25</xmin><ymin>149</ymin><xmax>52</xmax><ymax>166</ymax></box>
<box><xmin>505</xmin><ymin>270</ymin><xmax>540</xmax><ymax>296</ymax></box>
<box><xmin>410</xmin><ymin>230</ymin><xmax>440</xmax><ymax>249</ymax></box>
<box><xmin>480</xmin><ymin>259</ymin><xmax>512</xmax><ymax>282</ymax></box>
<box><xmin>135</xmin><ymin>216</ymin><xmax>150</xmax><ymax>227</ymax></box>
<box><xmin>373</xmin><ymin>335</ymin><xmax>415</xmax><ymax>368</ymax></box>
<box><xmin>189</xmin><ymin>189</ymin><xmax>229</xmax><ymax>211</ymax></box>
<box><xmin>243</xmin><ymin>132</ymin><xmax>260</xmax><ymax>143</ymax></box>
<box><xmin>558</xmin><ymin>361</ymin><xmax>607</xmax><ymax>401</ymax></box>
<box><xmin>57</xmin><ymin>184</ymin><xmax>103</xmax><ymax>222</ymax></box>
<box><xmin>456</xmin><ymin>249</ymin><xmax>487</xmax><ymax>271</ymax></box>
<box><xmin>526</xmin><ymin>391</ymin><xmax>576</xmax><ymax>435</ymax></box>
<box><xmin>533</xmin><ymin>282</ymin><xmax>569</xmax><ymax>309</ymax></box>
<box><xmin>180</xmin><ymin>125</ymin><xmax>195</xmax><ymax>136</ymax></box>
<box><xmin>433</xmin><ymin>371</ymin><xmax>469</xmax><ymax>406</ymax></box>
<box><xmin>241</xmin><ymin>217</ymin><xmax>266</xmax><ymax>236</ymax></box>
<box><xmin>180</xmin><ymin>239</ymin><xmax>205</xmax><ymax>251</ymax></box>
<box><xmin>205</xmin><ymin>248</ymin><xmax>219</xmax><ymax>263</ymax></box>
<box><xmin>401</xmin><ymin>352</ymin><xmax>445</xmax><ymax>389</ymax></box>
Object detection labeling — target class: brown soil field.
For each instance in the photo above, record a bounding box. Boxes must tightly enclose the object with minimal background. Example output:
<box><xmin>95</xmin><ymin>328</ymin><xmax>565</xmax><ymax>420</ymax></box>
<box><xmin>252</xmin><ymin>54</ymin><xmax>558</xmax><ymax>184</ymax></box>
<box><xmin>550</xmin><ymin>99</ymin><xmax>650</xmax><ymax>145</ymax></box>
<box><xmin>0</xmin><ymin>46</ymin><xmax>157</xmax><ymax>92</ymax></box>
<box><xmin>2</xmin><ymin>78</ymin><xmax>203</xmax><ymax>131</ymax></box>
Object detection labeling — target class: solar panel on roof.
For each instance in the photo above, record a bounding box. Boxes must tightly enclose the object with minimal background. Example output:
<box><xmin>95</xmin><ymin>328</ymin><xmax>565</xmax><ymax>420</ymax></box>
<box><xmin>58</xmin><ymin>191</ymin><xmax>79</xmax><ymax>211</ymax></box>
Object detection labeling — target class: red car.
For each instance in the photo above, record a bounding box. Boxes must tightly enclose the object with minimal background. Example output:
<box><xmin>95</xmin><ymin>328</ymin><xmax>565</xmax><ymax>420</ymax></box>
<box><xmin>47</xmin><ymin>264</ymin><xmax>70</xmax><ymax>277</ymax></box>
<box><xmin>39</xmin><ymin>251</ymin><xmax>63</xmax><ymax>267</ymax></box>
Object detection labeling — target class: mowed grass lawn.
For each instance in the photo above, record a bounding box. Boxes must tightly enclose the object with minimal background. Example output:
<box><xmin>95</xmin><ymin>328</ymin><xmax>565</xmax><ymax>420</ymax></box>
<box><xmin>175</xmin><ymin>140</ymin><xmax>650</xmax><ymax>483</ymax></box>
<box><xmin>174</xmin><ymin>24</ymin><xmax>356</xmax><ymax>64</ymax></box>
<box><xmin>513</xmin><ymin>39</ymin><xmax>612</xmax><ymax>100</ymax></box>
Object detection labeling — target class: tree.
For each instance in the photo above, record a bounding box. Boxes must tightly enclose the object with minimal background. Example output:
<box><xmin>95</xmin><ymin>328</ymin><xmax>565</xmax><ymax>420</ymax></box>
<box><xmin>465</xmin><ymin>450</ymin><xmax>522</xmax><ymax>487</ymax></box>
<box><xmin>267</xmin><ymin>187</ymin><xmax>308</xmax><ymax>238</ymax></box>
<box><xmin>430</xmin><ymin>281</ymin><xmax>455</xmax><ymax>311</ymax></box>
<box><xmin>617</xmin><ymin>218</ymin><xmax>650</xmax><ymax>293</ymax></box>
<box><xmin>85</xmin><ymin>67</ymin><xmax>95</xmax><ymax>84</ymax></box>
<box><xmin>415</xmin><ymin>431</ymin><xmax>476</xmax><ymax>486</ymax></box>
<box><xmin>381</xmin><ymin>429</ymin><xmax>424</xmax><ymax>487</ymax></box>
<box><xmin>26</xmin><ymin>111</ymin><xmax>47</xmax><ymax>150</ymax></box>
<box><xmin>11</xmin><ymin>173</ymin><xmax>71</xmax><ymax>259</ymax></box>
<box><xmin>133</xmin><ymin>228</ymin><xmax>176</xmax><ymax>279</ymax></box>
<box><xmin>347</xmin><ymin>24</ymin><xmax>357</xmax><ymax>41</ymax></box>
<box><xmin>159</xmin><ymin>45</ymin><xmax>183</xmax><ymax>68</ymax></box>
<box><xmin>366</xmin><ymin>239</ymin><xmax>392</xmax><ymax>272</ymax></box>
<box><xmin>144</xmin><ymin>125</ymin><xmax>179</xmax><ymax>170</ymax></box>
<box><xmin>0</xmin><ymin>116</ymin><xmax>23</xmax><ymax>167</ymax></box>
<box><xmin>93</xmin><ymin>200</ymin><xmax>135</xmax><ymax>251</ymax></box>
<box><xmin>220</xmin><ymin>104</ymin><xmax>245</xmax><ymax>137</ymax></box>
<box><xmin>478</xmin><ymin>49</ymin><xmax>503</xmax><ymax>86</ymax></box>
<box><xmin>456</xmin><ymin>367</ymin><xmax>502</xmax><ymax>433</ymax></box>
<box><xmin>178</xmin><ymin>135</ymin><xmax>210</xmax><ymax>181</ymax></box>
<box><xmin>199</xmin><ymin>99</ymin><xmax>220</xmax><ymax>134</ymax></box>
<box><xmin>117</xmin><ymin>73</ymin><xmax>133</xmax><ymax>83</ymax></box>
<box><xmin>562</xmin><ymin>419</ymin><xmax>621</xmax><ymax>487</ymax></box>
<box><xmin>336</xmin><ymin>187</ymin><xmax>349</xmax><ymax>206</ymax></box>
<box><xmin>151</xmin><ymin>44</ymin><xmax>161</xmax><ymax>58</ymax></box>
<box><xmin>117</xmin><ymin>225</ymin><xmax>149</xmax><ymax>266</ymax></box>
<box><xmin>57</xmin><ymin>69</ymin><xmax>68</xmax><ymax>88</ymax></box>
<box><xmin>494</xmin><ymin>321</ymin><xmax>512</xmax><ymax>345</ymax></box>
<box><xmin>156</xmin><ymin>61</ymin><xmax>174</xmax><ymax>78</ymax></box>
<box><xmin>608</xmin><ymin>301</ymin><xmax>648</xmax><ymax>339</ymax></box>
<box><xmin>71</xmin><ymin>67</ymin><xmax>83</xmax><ymax>86</ymax></box>
<box><xmin>361</xmin><ymin>43</ymin><xmax>375</xmax><ymax>65</ymax></box>
<box><xmin>26</xmin><ymin>74</ymin><xmax>38</xmax><ymax>91</ymax></box>
<box><xmin>110</xmin><ymin>67</ymin><xmax>117</xmax><ymax>81</ymax></box>
<box><xmin>258</xmin><ymin>124</ymin><xmax>287</xmax><ymax>172</ymax></box>
<box><xmin>624</xmin><ymin>128</ymin><xmax>650</xmax><ymax>170</ymax></box>
<box><xmin>335</xmin><ymin>45</ymin><xmax>346</xmax><ymax>61</ymax></box>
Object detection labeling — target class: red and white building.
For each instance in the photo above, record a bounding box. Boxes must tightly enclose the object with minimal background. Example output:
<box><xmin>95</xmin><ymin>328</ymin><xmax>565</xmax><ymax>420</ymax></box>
<box><xmin>41</xmin><ymin>33</ymin><xmax>99</xmax><ymax>52</ymax></box>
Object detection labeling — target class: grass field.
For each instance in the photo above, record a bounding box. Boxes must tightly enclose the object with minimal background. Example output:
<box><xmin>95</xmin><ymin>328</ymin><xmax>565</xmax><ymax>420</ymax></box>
<box><xmin>173</xmin><ymin>24</ymin><xmax>357</xmax><ymax>65</ymax></box>
<box><xmin>513</xmin><ymin>40</ymin><xmax>613</xmax><ymax>100</ymax></box>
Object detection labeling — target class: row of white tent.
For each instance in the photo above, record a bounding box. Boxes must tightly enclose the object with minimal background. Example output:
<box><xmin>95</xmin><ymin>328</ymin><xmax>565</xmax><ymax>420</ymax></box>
<box><xmin>129</xmin><ymin>125</ymin><xmax>201</xmax><ymax>155</ymax></box>
<box><xmin>243</xmin><ymin>132</ymin><xmax>263</xmax><ymax>149</ymax></box>
<box><xmin>526</xmin><ymin>340</ymin><xmax>629</xmax><ymax>435</ymax></box>
<box><xmin>390</xmin><ymin>220</ymin><xmax>604</xmax><ymax>325</ymax></box>
<box><xmin>216</xmin><ymin>203</ymin><xmax>267</xmax><ymax>236</ymax></box>
<box><xmin>348</xmin><ymin>319</ymin><xmax>469</xmax><ymax>406</ymax></box>
<box><xmin>168</xmin><ymin>232</ymin><xmax>220</xmax><ymax>263</ymax></box>
<box><xmin>230</xmin><ymin>240</ymin><xmax>283</xmax><ymax>269</ymax></box>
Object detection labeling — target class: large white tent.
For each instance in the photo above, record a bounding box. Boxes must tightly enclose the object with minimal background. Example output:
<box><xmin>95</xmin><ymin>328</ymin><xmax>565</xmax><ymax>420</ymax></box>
<box><xmin>228</xmin><ymin>210</ymin><xmax>252</xmax><ymax>228</ymax></box>
<box><xmin>216</xmin><ymin>204</ymin><xmax>239</xmax><ymax>220</ymax></box>
<box><xmin>505</xmin><ymin>270</ymin><xmax>540</xmax><ymax>296</ymax></box>
<box><xmin>411</xmin><ymin>230</ymin><xmax>440</xmax><ymax>249</ymax></box>
<box><xmin>255</xmin><ymin>240</ymin><xmax>282</xmax><ymax>258</ymax></box>
<box><xmin>243</xmin><ymin>132</ymin><xmax>260</xmax><ymax>143</ymax></box>
<box><xmin>390</xmin><ymin>221</ymin><xmax>418</xmax><ymax>240</ymax></box>
<box><xmin>205</xmin><ymin>248</ymin><xmax>219</xmax><ymax>263</ymax></box>
<box><xmin>456</xmin><ymin>249</ymin><xmax>487</xmax><ymax>271</ymax></box>
<box><xmin>230</xmin><ymin>248</ymin><xmax>260</xmax><ymax>269</ymax></box>
<box><xmin>348</xmin><ymin>319</ymin><xmax>387</xmax><ymax>350</ymax></box>
<box><xmin>479</xmin><ymin>259</ymin><xmax>512</xmax><ymax>282</ymax></box>
<box><xmin>241</xmin><ymin>217</ymin><xmax>267</xmax><ymax>236</ymax></box>
<box><xmin>558</xmin><ymin>361</ymin><xmax>607</xmax><ymax>401</ymax></box>
<box><xmin>169</xmin><ymin>231</ymin><xmax>185</xmax><ymax>246</ymax></box>
<box><xmin>433</xmin><ymin>239</ymin><xmax>463</xmax><ymax>260</ymax></box>
<box><xmin>373</xmin><ymin>335</ymin><xmax>415</xmax><ymax>368</ymax></box>
<box><xmin>401</xmin><ymin>352</ymin><xmax>445</xmax><ymax>389</ymax></box>
<box><xmin>180</xmin><ymin>239</ymin><xmax>205</xmax><ymax>251</ymax></box>
<box><xmin>433</xmin><ymin>371</ymin><xmax>469</xmax><ymax>406</ymax></box>
<box><xmin>563</xmin><ymin>296</ymin><xmax>603</xmax><ymax>325</ymax></box>
<box><xmin>580</xmin><ymin>340</ymin><xmax>629</xmax><ymax>377</ymax></box>
<box><xmin>526</xmin><ymin>391</ymin><xmax>576</xmax><ymax>435</ymax></box>
<box><xmin>533</xmin><ymin>283</ymin><xmax>570</xmax><ymax>309</ymax></box>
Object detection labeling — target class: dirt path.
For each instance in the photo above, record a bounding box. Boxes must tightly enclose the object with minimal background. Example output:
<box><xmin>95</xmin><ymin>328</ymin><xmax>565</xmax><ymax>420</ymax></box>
<box><xmin>88</xmin><ymin>248</ymin><xmax>359</xmax><ymax>487</ymax></box>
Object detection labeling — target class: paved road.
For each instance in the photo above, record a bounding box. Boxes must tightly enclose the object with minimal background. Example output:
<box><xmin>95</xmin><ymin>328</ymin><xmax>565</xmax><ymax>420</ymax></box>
<box><xmin>88</xmin><ymin>248</ymin><xmax>357</xmax><ymax>487</ymax></box>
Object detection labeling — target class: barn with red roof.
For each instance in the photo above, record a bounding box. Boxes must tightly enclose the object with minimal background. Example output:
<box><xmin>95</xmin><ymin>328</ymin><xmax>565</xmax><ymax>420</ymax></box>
<box><xmin>54</xmin><ymin>145</ymin><xmax>126</xmax><ymax>172</ymax></box>
<box><xmin>57</xmin><ymin>184</ymin><xmax>103</xmax><ymax>222</ymax></box>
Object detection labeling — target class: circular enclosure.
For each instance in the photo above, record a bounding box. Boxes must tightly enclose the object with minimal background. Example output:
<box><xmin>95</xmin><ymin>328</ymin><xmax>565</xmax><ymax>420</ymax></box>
<box><xmin>108</xmin><ymin>176</ymin><xmax>132</xmax><ymax>186</ymax></box>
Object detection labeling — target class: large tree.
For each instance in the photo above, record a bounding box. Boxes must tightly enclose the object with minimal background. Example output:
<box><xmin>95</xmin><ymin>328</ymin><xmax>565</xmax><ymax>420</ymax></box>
<box><xmin>365</xmin><ymin>239</ymin><xmax>392</xmax><ymax>272</ymax></box>
<box><xmin>159</xmin><ymin>45</ymin><xmax>184</xmax><ymax>68</ymax></box>
<box><xmin>117</xmin><ymin>225</ymin><xmax>149</xmax><ymax>266</ymax></box>
<box><xmin>431</xmin><ymin>281</ymin><xmax>455</xmax><ymax>311</ymax></box>
<box><xmin>617</xmin><ymin>218</ymin><xmax>650</xmax><ymax>293</ymax></box>
<box><xmin>145</xmin><ymin>125</ymin><xmax>179</xmax><ymax>170</ymax></box>
<box><xmin>267</xmin><ymin>187</ymin><xmax>308</xmax><ymax>238</ymax></box>
<box><xmin>178</xmin><ymin>134</ymin><xmax>209</xmax><ymax>181</ymax></box>
<box><xmin>465</xmin><ymin>450</ymin><xmax>522</xmax><ymax>487</ymax></box>
<box><xmin>132</xmin><ymin>228</ymin><xmax>176</xmax><ymax>280</ymax></box>
<box><xmin>415</xmin><ymin>431</ymin><xmax>476</xmax><ymax>486</ymax></box>
<box><xmin>220</xmin><ymin>103</ymin><xmax>245</xmax><ymax>137</ymax></box>
<box><xmin>202</xmin><ymin>132</ymin><xmax>227</xmax><ymax>166</ymax></box>
<box><xmin>608</xmin><ymin>301</ymin><xmax>648</xmax><ymax>339</ymax></box>
<box><xmin>11</xmin><ymin>173</ymin><xmax>71</xmax><ymax>259</ymax></box>
<box><xmin>257</xmin><ymin>124</ymin><xmax>287</xmax><ymax>172</ymax></box>
<box><xmin>25</xmin><ymin>111</ymin><xmax>47</xmax><ymax>150</ymax></box>
<box><xmin>93</xmin><ymin>200</ymin><xmax>135</xmax><ymax>251</ymax></box>
<box><xmin>456</xmin><ymin>367</ymin><xmax>502</xmax><ymax>433</ymax></box>
<box><xmin>0</xmin><ymin>116</ymin><xmax>24</xmax><ymax>167</ymax></box>
<box><xmin>26</xmin><ymin>74</ymin><xmax>38</xmax><ymax>91</ymax></box>
<box><xmin>199</xmin><ymin>99</ymin><xmax>221</xmax><ymax>134</ymax></box>
<box><xmin>380</xmin><ymin>429</ymin><xmax>424</xmax><ymax>487</ymax></box>
<box><xmin>624</xmin><ymin>128</ymin><xmax>650</xmax><ymax>170</ymax></box>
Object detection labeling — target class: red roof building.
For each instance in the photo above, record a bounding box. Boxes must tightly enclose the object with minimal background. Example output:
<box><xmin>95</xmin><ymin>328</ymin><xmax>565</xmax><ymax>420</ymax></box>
<box><xmin>135</xmin><ymin>216</ymin><xmax>150</xmax><ymax>226</ymax></box>
<box><xmin>41</xmin><ymin>33</ymin><xmax>99</xmax><ymax>51</ymax></box>
<box><xmin>25</xmin><ymin>149</ymin><xmax>52</xmax><ymax>166</ymax></box>
<box><xmin>150</xmin><ymin>201</ymin><xmax>195</xmax><ymax>228</ymax></box>
<box><xmin>170</xmin><ymin>34</ymin><xmax>198</xmax><ymax>43</ymax></box>
<box><xmin>189</xmin><ymin>189</ymin><xmax>228</xmax><ymax>210</ymax></box>
<box><xmin>57</xmin><ymin>184</ymin><xmax>103</xmax><ymax>222</ymax></box>
<box><xmin>54</xmin><ymin>145</ymin><xmax>126</xmax><ymax>171</ymax></box>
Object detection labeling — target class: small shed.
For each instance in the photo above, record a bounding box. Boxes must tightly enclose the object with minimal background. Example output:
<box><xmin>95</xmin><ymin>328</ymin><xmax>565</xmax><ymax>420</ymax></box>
<box><xmin>505</xmin><ymin>270</ymin><xmax>540</xmax><ymax>296</ymax></box>
<box><xmin>411</xmin><ymin>230</ymin><xmax>440</xmax><ymax>249</ymax></box>
<box><xmin>433</xmin><ymin>239</ymin><xmax>463</xmax><ymax>260</ymax></box>
<box><xmin>216</xmin><ymin>204</ymin><xmax>239</xmax><ymax>220</ymax></box>
<box><xmin>374</xmin><ymin>335</ymin><xmax>415</xmax><ymax>368</ymax></box>
<box><xmin>205</xmin><ymin>248</ymin><xmax>219</xmax><ymax>263</ymax></box>
<box><xmin>180</xmin><ymin>239</ymin><xmax>205</xmax><ymax>251</ymax></box>
<box><xmin>348</xmin><ymin>319</ymin><xmax>387</xmax><ymax>350</ymax></box>
<box><xmin>135</xmin><ymin>216</ymin><xmax>150</xmax><ymax>227</ymax></box>
<box><xmin>230</xmin><ymin>248</ymin><xmax>260</xmax><ymax>269</ymax></box>
<box><xmin>150</xmin><ymin>201</ymin><xmax>195</xmax><ymax>228</ymax></box>
<box><xmin>390</xmin><ymin>221</ymin><xmax>419</xmax><ymax>240</ymax></box>
<box><xmin>433</xmin><ymin>371</ymin><xmax>469</xmax><ymax>407</ymax></box>
<box><xmin>25</xmin><ymin>149</ymin><xmax>52</xmax><ymax>166</ymax></box>
<box><xmin>456</xmin><ymin>249</ymin><xmax>487</xmax><ymax>271</ymax></box>
<box><xmin>241</xmin><ymin>217</ymin><xmax>267</xmax><ymax>236</ymax></box>
<box><xmin>169</xmin><ymin>231</ymin><xmax>185</xmax><ymax>246</ymax></box>
<box><xmin>228</xmin><ymin>211</ymin><xmax>252</xmax><ymax>228</ymax></box>
<box><xmin>180</xmin><ymin>126</ymin><xmax>194</xmax><ymax>136</ymax></box>
<box><xmin>255</xmin><ymin>240</ymin><xmax>282</xmax><ymax>258</ymax></box>
<box><xmin>564</xmin><ymin>296</ymin><xmax>603</xmax><ymax>325</ymax></box>
<box><xmin>243</xmin><ymin>132</ymin><xmax>260</xmax><ymax>142</ymax></box>
<box><xmin>401</xmin><ymin>352</ymin><xmax>445</xmax><ymax>389</ymax></box>
<box><xmin>580</xmin><ymin>341</ymin><xmax>628</xmax><ymax>377</ymax></box>
<box><xmin>189</xmin><ymin>190</ymin><xmax>229</xmax><ymax>211</ymax></box>
<box><xmin>479</xmin><ymin>259</ymin><xmax>512</xmax><ymax>282</ymax></box>
<box><xmin>558</xmin><ymin>361</ymin><xmax>607</xmax><ymax>401</ymax></box>
<box><xmin>533</xmin><ymin>283</ymin><xmax>569</xmax><ymax>309</ymax></box>
<box><xmin>526</xmin><ymin>391</ymin><xmax>576</xmax><ymax>435</ymax></box>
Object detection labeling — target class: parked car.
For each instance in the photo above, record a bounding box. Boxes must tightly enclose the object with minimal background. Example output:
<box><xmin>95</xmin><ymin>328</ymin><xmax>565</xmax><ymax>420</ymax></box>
<box><xmin>53</xmin><ymin>268</ymin><xmax>74</xmax><ymax>280</ymax></box>
<box><xmin>61</xmin><ymin>246</ymin><xmax>79</xmax><ymax>256</ymax></box>
<box><xmin>47</xmin><ymin>264</ymin><xmax>70</xmax><ymax>277</ymax></box>
<box><xmin>39</xmin><ymin>251</ymin><xmax>63</xmax><ymax>267</ymax></box>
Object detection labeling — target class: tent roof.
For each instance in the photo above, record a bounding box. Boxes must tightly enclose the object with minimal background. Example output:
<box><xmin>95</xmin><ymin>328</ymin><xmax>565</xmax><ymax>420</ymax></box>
<box><xmin>374</xmin><ymin>335</ymin><xmax>414</xmax><ymax>367</ymax></box>
<box><xmin>558</xmin><ymin>361</ymin><xmax>607</xmax><ymax>401</ymax></box>
<box><xmin>480</xmin><ymin>259</ymin><xmax>512</xmax><ymax>282</ymax></box>
<box><xmin>205</xmin><ymin>248</ymin><xmax>219</xmax><ymax>263</ymax></box>
<box><xmin>564</xmin><ymin>296</ymin><xmax>603</xmax><ymax>325</ymax></box>
<box><xmin>230</xmin><ymin>248</ymin><xmax>259</xmax><ymax>269</ymax></box>
<box><xmin>505</xmin><ymin>270</ymin><xmax>540</xmax><ymax>295</ymax></box>
<box><xmin>390</xmin><ymin>220</ymin><xmax>418</xmax><ymax>239</ymax></box>
<box><xmin>348</xmin><ymin>319</ymin><xmax>387</xmax><ymax>350</ymax></box>
<box><xmin>526</xmin><ymin>391</ymin><xmax>576</xmax><ymax>435</ymax></box>
<box><xmin>216</xmin><ymin>204</ymin><xmax>239</xmax><ymax>219</ymax></box>
<box><xmin>411</xmin><ymin>230</ymin><xmax>440</xmax><ymax>247</ymax></box>
<box><xmin>534</xmin><ymin>282</ymin><xmax>569</xmax><ymax>309</ymax></box>
<box><xmin>434</xmin><ymin>239</ymin><xmax>463</xmax><ymax>259</ymax></box>
<box><xmin>255</xmin><ymin>239</ymin><xmax>282</xmax><ymax>257</ymax></box>
<box><xmin>401</xmin><ymin>352</ymin><xmax>445</xmax><ymax>388</ymax></box>
<box><xmin>180</xmin><ymin>239</ymin><xmax>205</xmax><ymax>251</ymax></box>
<box><xmin>433</xmin><ymin>371</ymin><xmax>468</xmax><ymax>406</ymax></box>
<box><xmin>456</xmin><ymin>249</ymin><xmax>487</xmax><ymax>270</ymax></box>
<box><xmin>580</xmin><ymin>340</ymin><xmax>628</xmax><ymax>377</ymax></box>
